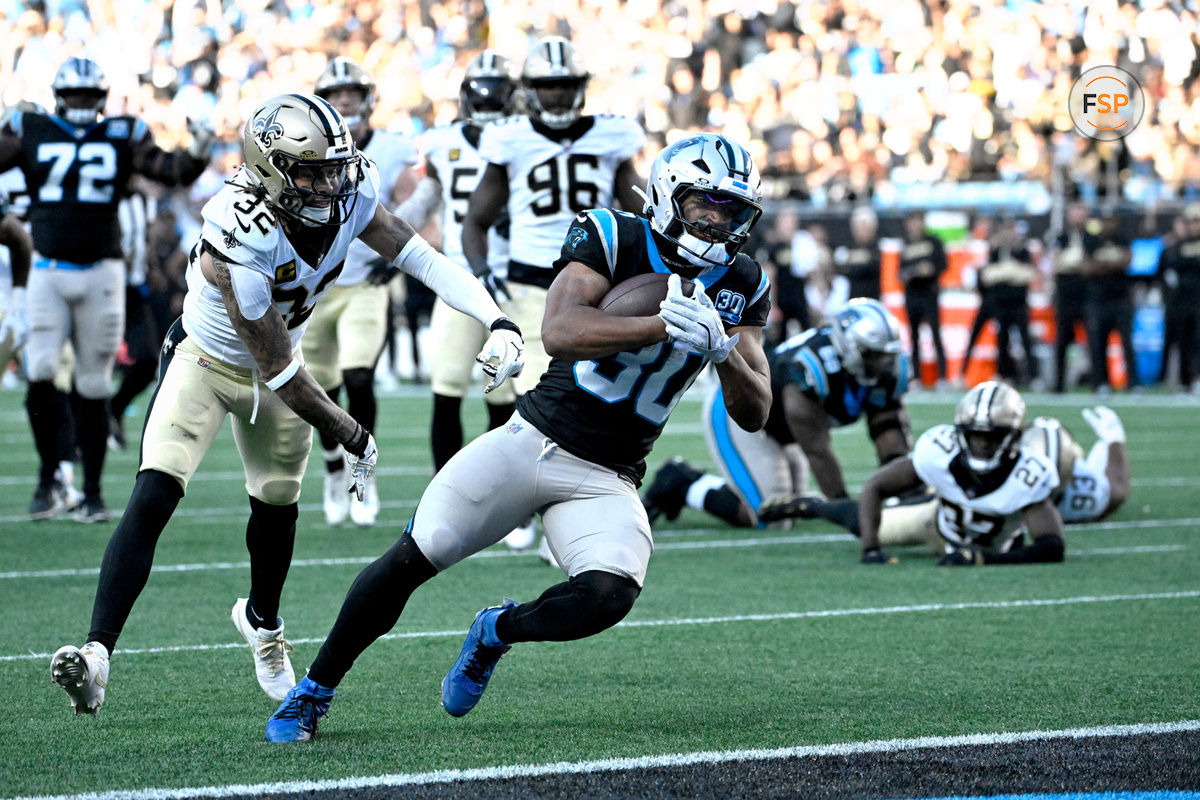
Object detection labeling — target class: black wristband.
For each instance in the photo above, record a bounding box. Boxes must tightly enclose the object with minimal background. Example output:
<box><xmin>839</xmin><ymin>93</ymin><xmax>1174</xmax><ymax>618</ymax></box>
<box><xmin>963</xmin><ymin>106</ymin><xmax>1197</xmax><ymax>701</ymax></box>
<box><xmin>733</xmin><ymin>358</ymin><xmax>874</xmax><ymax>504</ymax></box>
<box><xmin>344</xmin><ymin>424</ymin><xmax>369</xmax><ymax>458</ymax></box>
<box><xmin>490</xmin><ymin>317</ymin><xmax>522</xmax><ymax>336</ymax></box>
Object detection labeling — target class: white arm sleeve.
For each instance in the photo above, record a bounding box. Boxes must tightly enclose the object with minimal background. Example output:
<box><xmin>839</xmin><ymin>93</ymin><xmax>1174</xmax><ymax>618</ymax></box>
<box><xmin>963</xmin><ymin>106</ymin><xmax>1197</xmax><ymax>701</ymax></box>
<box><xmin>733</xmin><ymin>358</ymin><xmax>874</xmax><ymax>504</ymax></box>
<box><xmin>394</xmin><ymin>235</ymin><xmax>504</xmax><ymax>328</ymax></box>
<box><xmin>228</xmin><ymin>265</ymin><xmax>274</xmax><ymax>321</ymax></box>
<box><xmin>394</xmin><ymin>176</ymin><xmax>442</xmax><ymax>231</ymax></box>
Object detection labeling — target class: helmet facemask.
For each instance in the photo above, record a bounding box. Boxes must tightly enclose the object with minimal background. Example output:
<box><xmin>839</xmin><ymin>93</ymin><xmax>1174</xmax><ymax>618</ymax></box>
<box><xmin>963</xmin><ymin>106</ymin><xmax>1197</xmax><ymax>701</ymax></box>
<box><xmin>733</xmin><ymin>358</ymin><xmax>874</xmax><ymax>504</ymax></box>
<box><xmin>523</xmin><ymin>77</ymin><xmax>588</xmax><ymax>128</ymax></box>
<box><xmin>462</xmin><ymin>75</ymin><xmax>516</xmax><ymax>124</ymax></box>
<box><xmin>275</xmin><ymin>155</ymin><xmax>360</xmax><ymax>228</ymax></box>
<box><xmin>668</xmin><ymin>188</ymin><xmax>761</xmax><ymax>268</ymax></box>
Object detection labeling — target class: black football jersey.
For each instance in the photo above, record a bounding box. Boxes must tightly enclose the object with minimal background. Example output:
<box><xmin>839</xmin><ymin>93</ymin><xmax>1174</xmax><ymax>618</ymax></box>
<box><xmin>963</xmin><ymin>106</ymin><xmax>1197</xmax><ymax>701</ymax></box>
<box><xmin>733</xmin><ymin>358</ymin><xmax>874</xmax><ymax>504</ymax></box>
<box><xmin>517</xmin><ymin>209</ymin><xmax>771</xmax><ymax>483</ymax></box>
<box><xmin>1</xmin><ymin>111</ymin><xmax>148</xmax><ymax>262</ymax></box>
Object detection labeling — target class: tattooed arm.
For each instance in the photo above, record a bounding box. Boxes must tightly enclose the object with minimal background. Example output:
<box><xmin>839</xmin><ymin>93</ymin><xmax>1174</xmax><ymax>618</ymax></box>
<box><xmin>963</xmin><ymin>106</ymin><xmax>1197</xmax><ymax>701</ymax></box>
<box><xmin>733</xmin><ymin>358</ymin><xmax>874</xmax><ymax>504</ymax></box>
<box><xmin>201</xmin><ymin>249</ymin><xmax>363</xmax><ymax>446</ymax></box>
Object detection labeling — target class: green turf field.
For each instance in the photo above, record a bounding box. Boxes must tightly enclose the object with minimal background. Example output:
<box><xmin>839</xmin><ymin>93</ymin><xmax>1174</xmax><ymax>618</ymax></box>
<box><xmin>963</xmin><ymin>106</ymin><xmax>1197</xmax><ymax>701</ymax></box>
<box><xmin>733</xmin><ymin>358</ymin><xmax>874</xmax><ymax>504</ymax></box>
<box><xmin>0</xmin><ymin>385</ymin><xmax>1196</xmax><ymax>798</ymax></box>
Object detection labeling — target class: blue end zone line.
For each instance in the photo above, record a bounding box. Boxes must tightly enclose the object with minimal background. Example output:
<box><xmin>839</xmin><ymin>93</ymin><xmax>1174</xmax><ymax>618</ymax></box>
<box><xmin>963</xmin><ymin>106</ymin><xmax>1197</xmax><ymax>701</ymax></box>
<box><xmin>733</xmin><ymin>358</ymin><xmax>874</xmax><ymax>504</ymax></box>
<box><xmin>709</xmin><ymin>385</ymin><xmax>762</xmax><ymax>511</ymax></box>
<box><xmin>893</xmin><ymin>793</ymin><xmax>1200</xmax><ymax>800</ymax></box>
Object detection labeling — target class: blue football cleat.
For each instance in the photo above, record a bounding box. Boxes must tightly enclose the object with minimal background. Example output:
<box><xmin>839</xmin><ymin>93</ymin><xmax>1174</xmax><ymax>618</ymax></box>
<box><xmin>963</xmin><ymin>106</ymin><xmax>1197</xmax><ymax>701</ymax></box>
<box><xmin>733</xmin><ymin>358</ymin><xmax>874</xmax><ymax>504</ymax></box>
<box><xmin>265</xmin><ymin>675</ymin><xmax>335</xmax><ymax>742</ymax></box>
<box><xmin>441</xmin><ymin>598</ymin><xmax>517</xmax><ymax>717</ymax></box>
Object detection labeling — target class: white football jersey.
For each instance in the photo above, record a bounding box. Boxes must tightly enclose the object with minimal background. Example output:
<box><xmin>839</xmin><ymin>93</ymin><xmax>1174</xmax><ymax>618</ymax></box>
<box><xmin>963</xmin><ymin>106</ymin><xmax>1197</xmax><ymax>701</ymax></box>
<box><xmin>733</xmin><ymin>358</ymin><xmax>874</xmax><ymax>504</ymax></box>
<box><xmin>338</xmin><ymin>129</ymin><xmax>417</xmax><ymax>286</ymax></box>
<box><xmin>912</xmin><ymin>424</ymin><xmax>1059</xmax><ymax>551</ymax></box>
<box><xmin>1057</xmin><ymin>454</ymin><xmax>1111</xmax><ymax>523</ymax></box>
<box><xmin>479</xmin><ymin>114</ymin><xmax>644</xmax><ymax>274</ymax></box>
<box><xmin>183</xmin><ymin>160</ymin><xmax>382</xmax><ymax>368</ymax></box>
<box><xmin>422</xmin><ymin>121</ymin><xmax>508</xmax><ymax>275</ymax></box>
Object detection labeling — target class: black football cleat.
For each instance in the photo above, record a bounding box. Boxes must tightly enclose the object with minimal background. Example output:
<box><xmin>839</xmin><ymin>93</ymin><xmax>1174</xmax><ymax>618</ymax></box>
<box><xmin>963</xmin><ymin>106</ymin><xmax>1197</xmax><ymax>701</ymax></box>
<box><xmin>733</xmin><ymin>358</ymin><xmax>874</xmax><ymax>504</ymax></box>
<box><xmin>29</xmin><ymin>482</ymin><xmax>61</xmax><ymax>520</ymax></box>
<box><xmin>642</xmin><ymin>458</ymin><xmax>703</xmax><ymax>524</ymax></box>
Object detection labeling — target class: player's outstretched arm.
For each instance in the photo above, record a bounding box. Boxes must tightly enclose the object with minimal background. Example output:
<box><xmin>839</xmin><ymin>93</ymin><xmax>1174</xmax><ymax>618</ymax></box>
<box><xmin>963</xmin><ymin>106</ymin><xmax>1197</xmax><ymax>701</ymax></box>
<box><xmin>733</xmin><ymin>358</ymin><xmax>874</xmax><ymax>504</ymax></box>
<box><xmin>358</xmin><ymin>203</ymin><xmax>508</xmax><ymax>329</ymax></box>
<box><xmin>204</xmin><ymin>251</ymin><xmax>366</xmax><ymax>450</ymax></box>
<box><xmin>858</xmin><ymin>457</ymin><xmax>920</xmax><ymax>564</ymax></box>
<box><xmin>542</xmin><ymin>263</ymin><xmax>671</xmax><ymax>359</ymax></box>
<box><xmin>782</xmin><ymin>384</ymin><xmax>847</xmax><ymax>499</ymax></box>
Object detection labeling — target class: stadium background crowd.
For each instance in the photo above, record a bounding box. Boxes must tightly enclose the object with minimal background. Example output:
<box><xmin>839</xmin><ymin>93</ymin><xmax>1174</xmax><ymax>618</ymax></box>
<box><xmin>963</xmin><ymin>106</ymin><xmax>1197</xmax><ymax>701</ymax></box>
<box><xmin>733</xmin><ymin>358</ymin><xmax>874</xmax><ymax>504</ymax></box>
<box><xmin>3</xmin><ymin>0</ymin><xmax>1200</xmax><ymax>391</ymax></box>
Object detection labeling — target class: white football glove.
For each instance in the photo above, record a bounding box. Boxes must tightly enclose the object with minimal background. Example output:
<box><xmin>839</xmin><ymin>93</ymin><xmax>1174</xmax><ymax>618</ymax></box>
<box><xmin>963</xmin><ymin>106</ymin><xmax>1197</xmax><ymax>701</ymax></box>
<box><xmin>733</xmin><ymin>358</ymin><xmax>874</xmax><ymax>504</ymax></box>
<box><xmin>476</xmin><ymin>323</ymin><xmax>524</xmax><ymax>393</ymax></box>
<box><xmin>186</xmin><ymin>118</ymin><xmax>215</xmax><ymax>161</ymax></box>
<box><xmin>1082</xmin><ymin>405</ymin><xmax>1125</xmax><ymax>444</ymax></box>
<box><xmin>345</xmin><ymin>433</ymin><xmax>378</xmax><ymax>501</ymax></box>
<box><xmin>657</xmin><ymin>273</ymin><xmax>739</xmax><ymax>363</ymax></box>
<box><xmin>0</xmin><ymin>287</ymin><xmax>29</xmax><ymax>353</ymax></box>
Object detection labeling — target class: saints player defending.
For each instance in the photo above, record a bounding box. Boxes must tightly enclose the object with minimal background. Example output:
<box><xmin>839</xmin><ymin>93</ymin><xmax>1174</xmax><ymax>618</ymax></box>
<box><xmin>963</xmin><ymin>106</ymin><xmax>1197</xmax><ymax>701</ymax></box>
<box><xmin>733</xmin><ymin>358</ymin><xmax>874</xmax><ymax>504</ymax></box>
<box><xmin>858</xmin><ymin>381</ymin><xmax>1066</xmax><ymax>566</ymax></box>
<box><xmin>264</xmin><ymin>133</ymin><xmax>772</xmax><ymax>742</ymax></box>
<box><xmin>0</xmin><ymin>58</ymin><xmax>211</xmax><ymax>522</ymax></box>
<box><xmin>49</xmin><ymin>94</ymin><xmax>524</xmax><ymax>717</ymax></box>
<box><xmin>304</xmin><ymin>58</ymin><xmax>420</xmax><ymax>527</ymax></box>
<box><xmin>394</xmin><ymin>51</ymin><xmax>521</xmax><ymax>473</ymax></box>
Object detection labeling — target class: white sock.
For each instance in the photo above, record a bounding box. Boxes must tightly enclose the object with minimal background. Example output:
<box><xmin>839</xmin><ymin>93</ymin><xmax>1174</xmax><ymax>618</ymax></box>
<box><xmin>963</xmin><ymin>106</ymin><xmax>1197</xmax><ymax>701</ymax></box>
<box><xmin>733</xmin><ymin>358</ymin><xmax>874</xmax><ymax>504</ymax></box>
<box><xmin>686</xmin><ymin>474</ymin><xmax>726</xmax><ymax>510</ymax></box>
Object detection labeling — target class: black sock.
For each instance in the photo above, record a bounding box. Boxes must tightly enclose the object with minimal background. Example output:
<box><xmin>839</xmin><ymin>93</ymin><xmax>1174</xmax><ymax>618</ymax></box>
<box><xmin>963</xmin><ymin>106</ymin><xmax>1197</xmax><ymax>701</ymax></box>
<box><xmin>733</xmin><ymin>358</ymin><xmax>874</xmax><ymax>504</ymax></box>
<box><xmin>76</xmin><ymin>397</ymin><xmax>110</xmax><ymax>498</ymax></box>
<box><xmin>702</xmin><ymin>485</ymin><xmax>754</xmax><ymax>528</ymax></box>
<box><xmin>494</xmin><ymin>570</ymin><xmax>640</xmax><ymax>644</ymax></box>
<box><xmin>343</xmin><ymin>368</ymin><xmax>376</xmax><ymax>432</ymax></box>
<box><xmin>244</xmin><ymin>497</ymin><xmax>297</xmax><ymax>628</ymax></box>
<box><xmin>318</xmin><ymin>386</ymin><xmax>342</xmax><ymax>472</ymax></box>
<box><xmin>815</xmin><ymin>497</ymin><xmax>862</xmax><ymax>537</ymax></box>
<box><xmin>87</xmin><ymin>470</ymin><xmax>184</xmax><ymax>654</ymax></box>
<box><xmin>110</xmin><ymin>360</ymin><xmax>157</xmax><ymax>419</ymax></box>
<box><xmin>430</xmin><ymin>393</ymin><xmax>464</xmax><ymax>472</ymax></box>
<box><xmin>26</xmin><ymin>381</ymin><xmax>61</xmax><ymax>485</ymax></box>
<box><xmin>486</xmin><ymin>401</ymin><xmax>515</xmax><ymax>430</ymax></box>
<box><xmin>309</xmin><ymin>532</ymin><xmax>437</xmax><ymax>688</ymax></box>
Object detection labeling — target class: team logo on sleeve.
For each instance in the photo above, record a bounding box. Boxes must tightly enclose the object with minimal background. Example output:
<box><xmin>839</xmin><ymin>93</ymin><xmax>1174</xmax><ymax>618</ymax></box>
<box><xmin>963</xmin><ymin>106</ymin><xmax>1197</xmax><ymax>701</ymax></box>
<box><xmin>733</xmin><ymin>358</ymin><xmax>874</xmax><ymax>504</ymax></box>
<box><xmin>714</xmin><ymin>290</ymin><xmax>746</xmax><ymax>325</ymax></box>
<box><xmin>567</xmin><ymin>227</ymin><xmax>589</xmax><ymax>250</ymax></box>
<box><xmin>105</xmin><ymin>119</ymin><xmax>130</xmax><ymax>139</ymax></box>
<box><xmin>222</xmin><ymin>229</ymin><xmax>241</xmax><ymax>250</ymax></box>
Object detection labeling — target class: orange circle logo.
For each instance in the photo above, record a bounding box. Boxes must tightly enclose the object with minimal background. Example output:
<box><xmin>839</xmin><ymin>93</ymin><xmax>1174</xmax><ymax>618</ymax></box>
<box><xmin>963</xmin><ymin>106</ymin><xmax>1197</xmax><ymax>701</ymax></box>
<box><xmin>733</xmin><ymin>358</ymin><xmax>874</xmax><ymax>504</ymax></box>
<box><xmin>1068</xmin><ymin>66</ymin><xmax>1144</xmax><ymax>141</ymax></box>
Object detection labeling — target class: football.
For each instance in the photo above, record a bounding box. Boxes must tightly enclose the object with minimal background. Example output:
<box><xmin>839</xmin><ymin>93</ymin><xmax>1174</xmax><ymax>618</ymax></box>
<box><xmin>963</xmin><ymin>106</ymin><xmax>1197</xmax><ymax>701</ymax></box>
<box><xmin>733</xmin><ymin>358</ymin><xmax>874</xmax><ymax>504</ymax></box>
<box><xmin>598</xmin><ymin>273</ymin><xmax>694</xmax><ymax>317</ymax></box>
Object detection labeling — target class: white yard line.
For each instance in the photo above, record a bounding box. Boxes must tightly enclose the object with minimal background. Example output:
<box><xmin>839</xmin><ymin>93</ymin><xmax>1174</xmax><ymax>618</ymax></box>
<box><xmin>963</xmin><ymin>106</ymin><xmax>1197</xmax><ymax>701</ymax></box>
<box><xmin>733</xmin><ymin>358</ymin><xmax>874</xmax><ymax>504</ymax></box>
<box><xmin>3</xmin><ymin>589</ymin><xmax>1197</xmax><ymax>664</ymax></box>
<box><xmin>7</xmin><ymin>719</ymin><xmax>1198</xmax><ymax>800</ymax></box>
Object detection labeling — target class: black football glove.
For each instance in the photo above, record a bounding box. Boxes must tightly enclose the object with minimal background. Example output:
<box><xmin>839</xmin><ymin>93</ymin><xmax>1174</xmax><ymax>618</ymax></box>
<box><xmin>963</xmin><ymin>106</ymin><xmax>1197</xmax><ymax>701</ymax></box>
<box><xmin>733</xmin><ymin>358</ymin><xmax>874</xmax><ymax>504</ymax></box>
<box><xmin>861</xmin><ymin>547</ymin><xmax>897</xmax><ymax>565</ymax></box>
<box><xmin>936</xmin><ymin>546</ymin><xmax>983</xmax><ymax>566</ymax></box>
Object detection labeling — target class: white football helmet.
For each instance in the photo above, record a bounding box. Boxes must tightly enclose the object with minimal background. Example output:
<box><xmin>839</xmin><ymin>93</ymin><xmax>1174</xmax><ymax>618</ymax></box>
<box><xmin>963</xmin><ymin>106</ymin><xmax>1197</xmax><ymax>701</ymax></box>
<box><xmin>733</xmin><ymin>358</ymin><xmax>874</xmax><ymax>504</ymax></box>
<box><xmin>52</xmin><ymin>58</ymin><xmax>108</xmax><ymax>126</ymax></box>
<box><xmin>642</xmin><ymin>133</ymin><xmax>763</xmax><ymax>269</ymax></box>
<box><xmin>242</xmin><ymin>94</ymin><xmax>361</xmax><ymax>228</ymax></box>
<box><xmin>521</xmin><ymin>36</ymin><xmax>590</xmax><ymax>128</ymax></box>
<box><xmin>314</xmin><ymin>58</ymin><xmax>376</xmax><ymax>131</ymax></box>
<box><xmin>461</xmin><ymin>50</ymin><xmax>516</xmax><ymax>124</ymax></box>
<box><xmin>827</xmin><ymin>298</ymin><xmax>904</xmax><ymax>386</ymax></box>
<box><xmin>954</xmin><ymin>381</ymin><xmax>1026</xmax><ymax>472</ymax></box>
<box><xmin>1021</xmin><ymin>417</ymin><xmax>1083</xmax><ymax>488</ymax></box>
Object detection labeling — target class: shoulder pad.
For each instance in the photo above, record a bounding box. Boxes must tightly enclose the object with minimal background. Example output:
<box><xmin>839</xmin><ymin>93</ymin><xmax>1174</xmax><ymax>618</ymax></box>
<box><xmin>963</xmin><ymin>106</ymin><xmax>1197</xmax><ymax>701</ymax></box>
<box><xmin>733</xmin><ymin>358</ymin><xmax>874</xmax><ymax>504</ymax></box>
<box><xmin>201</xmin><ymin>184</ymin><xmax>280</xmax><ymax>264</ymax></box>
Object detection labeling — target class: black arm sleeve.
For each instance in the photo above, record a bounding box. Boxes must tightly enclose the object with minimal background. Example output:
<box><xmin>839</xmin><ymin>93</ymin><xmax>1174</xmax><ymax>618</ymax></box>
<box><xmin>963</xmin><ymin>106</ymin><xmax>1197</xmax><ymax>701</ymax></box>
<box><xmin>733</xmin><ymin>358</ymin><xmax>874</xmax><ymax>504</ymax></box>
<box><xmin>981</xmin><ymin>533</ymin><xmax>1065</xmax><ymax>564</ymax></box>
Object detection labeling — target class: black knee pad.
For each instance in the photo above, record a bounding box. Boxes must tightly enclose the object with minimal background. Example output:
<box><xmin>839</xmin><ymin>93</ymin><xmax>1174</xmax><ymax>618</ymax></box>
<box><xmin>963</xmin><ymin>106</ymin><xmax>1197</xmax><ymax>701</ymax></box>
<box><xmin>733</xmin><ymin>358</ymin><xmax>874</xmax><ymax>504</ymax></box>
<box><xmin>570</xmin><ymin>570</ymin><xmax>641</xmax><ymax>628</ymax></box>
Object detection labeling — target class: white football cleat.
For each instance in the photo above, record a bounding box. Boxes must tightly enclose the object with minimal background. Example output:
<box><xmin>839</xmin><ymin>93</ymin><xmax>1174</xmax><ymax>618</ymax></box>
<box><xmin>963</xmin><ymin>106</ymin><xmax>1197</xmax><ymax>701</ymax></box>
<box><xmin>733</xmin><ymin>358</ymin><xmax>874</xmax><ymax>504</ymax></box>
<box><xmin>349</xmin><ymin>474</ymin><xmax>379</xmax><ymax>527</ymax></box>
<box><xmin>231</xmin><ymin>597</ymin><xmax>295</xmax><ymax>702</ymax></box>
<box><xmin>51</xmin><ymin>642</ymin><xmax>109</xmax><ymax>716</ymax></box>
<box><xmin>323</xmin><ymin>469</ymin><xmax>350</xmax><ymax>526</ymax></box>
<box><xmin>503</xmin><ymin>518</ymin><xmax>538</xmax><ymax>551</ymax></box>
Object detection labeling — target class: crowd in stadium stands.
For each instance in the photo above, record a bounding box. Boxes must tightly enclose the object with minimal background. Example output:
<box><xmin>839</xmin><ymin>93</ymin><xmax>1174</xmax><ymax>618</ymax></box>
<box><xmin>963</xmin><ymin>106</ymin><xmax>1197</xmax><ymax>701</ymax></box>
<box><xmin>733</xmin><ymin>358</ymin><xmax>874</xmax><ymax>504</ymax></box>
<box><xmin>3</xmin><ymin>0</ymin><xmax>1200</xmax><ymax>393</ymax></box>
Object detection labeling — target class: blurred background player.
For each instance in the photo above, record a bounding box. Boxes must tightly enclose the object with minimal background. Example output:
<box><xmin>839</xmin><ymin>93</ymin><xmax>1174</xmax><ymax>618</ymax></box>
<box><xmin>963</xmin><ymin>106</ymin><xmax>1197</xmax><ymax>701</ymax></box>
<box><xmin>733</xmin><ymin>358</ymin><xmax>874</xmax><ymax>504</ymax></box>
<box><xmin>857</xmin><ymin>381</ymin><xmax>1065</xmax><ymax>566</ymax></box>
<box><xmin>0</xmin><ymin>184</ymin><xmax>32</xmax><ymax>392</ymax></box>
<box><xmin>461</xmin><ymin>35</ymin><xmax>645</xmax><ymax>550</ymax></box>
<box><xmin>305</xmin><ymin>57</ymin><xmax>420</xmax><ymax>527</ymax></box>
<box><xmin>644</xmin><ymin>298</ymin><xmax>911</xmax><ymax>529</ymax></box>
<box><xmin>396</xmin><ymin>51</ymin><xmax>520</xmax><ymax>474</ymax></box>
<box><xmin>759</xmin><ymin>406</ymin><xmax>1130</xmax><ymax>552</ymax></box>
<box><xmin>0</xmin><ymin>57</ymin><xmax>210</xmax><ymax>522</ymax></box>
<box><xmin>898</xmin><ymin>210</ymin><xmax>947</xmax><ymax>388</ymax></box>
